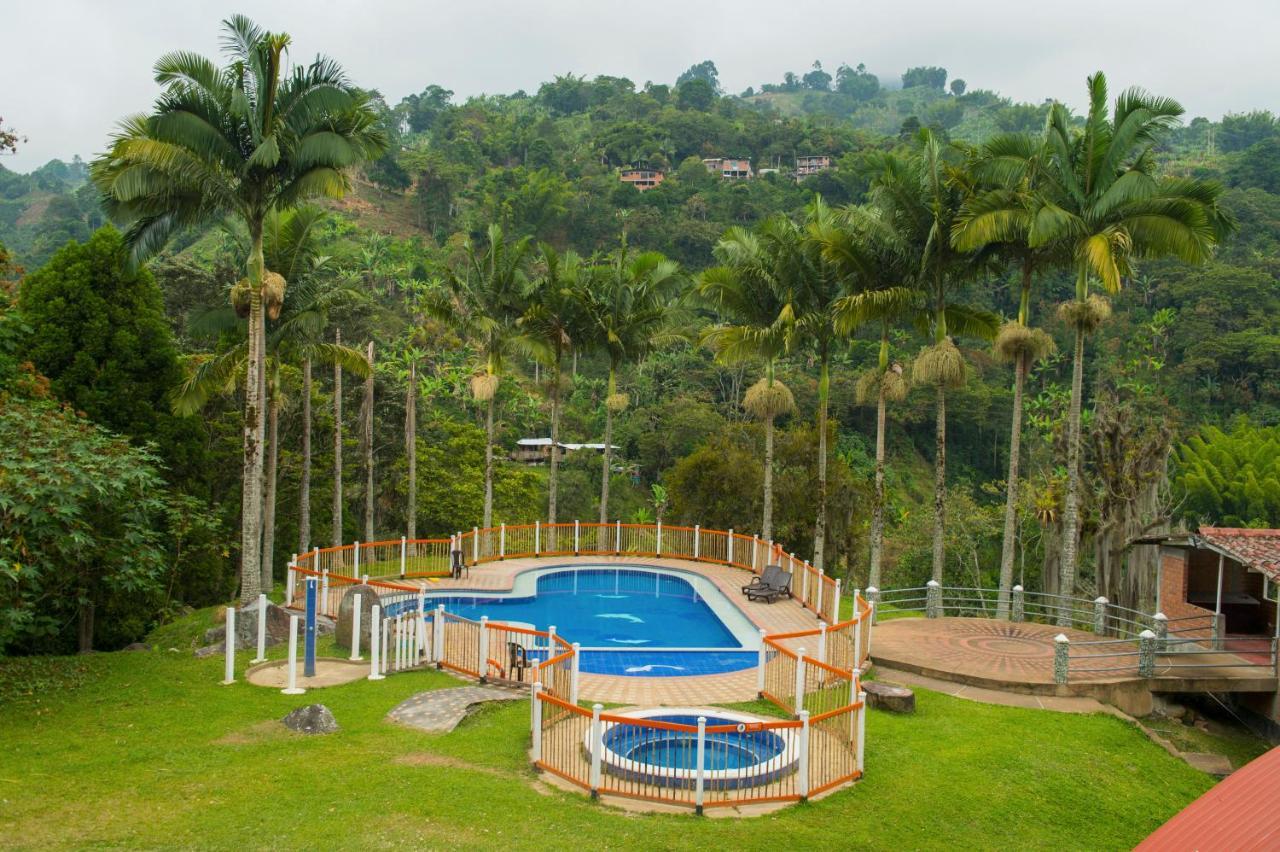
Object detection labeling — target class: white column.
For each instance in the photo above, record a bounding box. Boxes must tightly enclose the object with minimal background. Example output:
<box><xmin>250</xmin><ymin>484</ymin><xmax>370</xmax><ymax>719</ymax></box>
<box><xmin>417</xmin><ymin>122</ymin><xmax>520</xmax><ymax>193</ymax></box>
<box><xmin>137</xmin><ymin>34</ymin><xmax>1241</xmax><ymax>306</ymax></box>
<box><xmin>574</xmin><ymin>520</ymin><xmax>580</xmax><ymax>554</ymax></box>
<box><xmin>530</xmin><ymin>682</ymin><xmax>543</xmax><ymax>763</ymax></box>
<box><xmin>694</xmin><ymin>716</ymin><xmax>707</xmax><ymax>813</ymax></box>
<box><xmin>354</xmin><ymin>541</ymin><xmax>361</xmax><ymax>574</ymax></box>
<box><xmin>756</xmin><ymin>628</ymin><xmax>768</xmax><ymax>694</ymax></box>
<box><xmin>693</xmin><ymin>525</ymin><xmax>701</xmax><ymax>559</ymax></box>
<box><xmin>615</xmin><ymin>519</ymin><xmax>621</xmax><ymax>553</ymax></box>
<box><xmin>400</xmin><ymin>537</ymin><xmax>407</xmax><ymax>577</ymax></box>
<box><xmin>570</xmin><ymin>643</ymin><xmax>581</xmax><ymax>706</ymax></box>
<box><xmin>221</xmin><ymin>606</ymin><xmax>236</xmax><ymax>685</ymax></box>
<box><xmin>349</xmin><ymin>593</ymin><xmax>362</xmax><ymax>661</ymax></box>
<box><xmin>817</xmin><ymin>623</ymin><xmax>828</xmax><ymax>665</ymax></box>
<box><xmin>656</xmin><ymin>521</ymin><xmax>663</xmax><ymax>555</ymax></box>
<box><xmin>855</xmin><ymin>690</ymin><xmax>867</xmax><ymax>773</ymax></box>
<box><xmin>798</xmin><ymin>710</ymin><xmax>811</xmax><ymax>799</ymax></box>
<box><xmin>794</xmin><ymin>647</ymin><xmax>806</xmax><ymax>715</ymax></box>
<box><xmin>833</xmin><ymin>579</ymin><xmax>843</xmax><ymax>623</ymax></box>
<box><xmin>473</xmin><ymin>526</ymin><xmax>479</xmax><ymax>563</ymax></box>
<box><xmin>479</xmin><ymin>616</ymin><xmax>490</xmax><ymax>681</ymax></box>
<box><xmin>252</xmin><ymin>594</ymin><xmax>268</xmax><ymax>663</ymax></box>
<box><xmin>727</xmin><ymin>529</ymin><xmax>734</xmax><ymax>565</ymax></box>
<box><xmin>589</xmin><ymin>704</ymin><xmax>604</xmax><ymax>796</ymax></box>
<box><xmin>751</xmin><ymin>535</ymin><xmax>759</xmax><ymax>572</ymax></box>
<box><xmin>500</xmin><ymin>524</ymin><xmax>506</xmax><ymax>558</ymax></box>
<box><xmin>282</xmin><ymin>615</ymin><xmax>305</xmax><ymax>694</ymax></box>
<box><xmin>535</xmin><ymin>521</ymin><xmax>541</xmax><ymax>556</ymax></box>
<box><xmin>434</xmin><ymin>604</ymin><xmax>446</xmax><ymax>667</ymax></box>
<box><xmin>367</xmin><ymin>605</ymin><xmax>383</xmax><ymax>680</ymax></box>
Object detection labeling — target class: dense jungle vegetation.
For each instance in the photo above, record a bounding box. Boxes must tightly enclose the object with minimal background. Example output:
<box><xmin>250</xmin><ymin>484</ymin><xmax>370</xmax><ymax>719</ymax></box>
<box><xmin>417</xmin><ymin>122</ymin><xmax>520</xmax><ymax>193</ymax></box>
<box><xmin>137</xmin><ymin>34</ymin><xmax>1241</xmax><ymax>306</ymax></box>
<box><xmin>4</xmin><ymin>24</ymin><xmax>1280</xmax><ymax>653</ymax></box>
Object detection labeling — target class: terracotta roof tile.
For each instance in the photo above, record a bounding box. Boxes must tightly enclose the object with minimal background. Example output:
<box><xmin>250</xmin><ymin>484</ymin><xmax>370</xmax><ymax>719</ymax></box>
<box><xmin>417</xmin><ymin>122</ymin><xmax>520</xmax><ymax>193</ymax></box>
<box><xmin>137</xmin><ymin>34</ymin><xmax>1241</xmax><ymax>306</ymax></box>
<box><xmin>1199</xmin><ymin>527</ymin><xmax>1280</xmax><ymax>580</ymax></box>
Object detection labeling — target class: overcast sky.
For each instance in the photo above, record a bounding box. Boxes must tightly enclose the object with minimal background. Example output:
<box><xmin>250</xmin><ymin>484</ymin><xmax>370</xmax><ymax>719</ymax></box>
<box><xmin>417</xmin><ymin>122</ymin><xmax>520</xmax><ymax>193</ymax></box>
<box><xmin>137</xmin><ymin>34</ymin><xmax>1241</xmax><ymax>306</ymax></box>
<box><xmin>4</xmin><ymin>0</ymin><xmax>1278</xmax><ymax>171</ymax></box>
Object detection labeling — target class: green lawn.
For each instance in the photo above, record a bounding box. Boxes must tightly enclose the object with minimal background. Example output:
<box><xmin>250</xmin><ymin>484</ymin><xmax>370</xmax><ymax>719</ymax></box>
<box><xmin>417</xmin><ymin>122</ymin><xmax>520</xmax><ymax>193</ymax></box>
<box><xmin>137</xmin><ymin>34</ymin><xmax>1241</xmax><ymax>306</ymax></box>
<box><xmin>0</xmin><ymin>607</ymin><xmax>1217</xmax><ymax>851</ymax></box>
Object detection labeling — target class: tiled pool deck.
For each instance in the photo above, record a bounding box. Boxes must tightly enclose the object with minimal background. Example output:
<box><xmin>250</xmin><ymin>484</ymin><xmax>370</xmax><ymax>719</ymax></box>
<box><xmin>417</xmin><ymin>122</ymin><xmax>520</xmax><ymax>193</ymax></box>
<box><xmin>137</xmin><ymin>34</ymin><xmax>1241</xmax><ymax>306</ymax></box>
<box><xmin>399</xmin><ymin>555</ymin><xmax>826</xmax><ymax>704</ymax></box>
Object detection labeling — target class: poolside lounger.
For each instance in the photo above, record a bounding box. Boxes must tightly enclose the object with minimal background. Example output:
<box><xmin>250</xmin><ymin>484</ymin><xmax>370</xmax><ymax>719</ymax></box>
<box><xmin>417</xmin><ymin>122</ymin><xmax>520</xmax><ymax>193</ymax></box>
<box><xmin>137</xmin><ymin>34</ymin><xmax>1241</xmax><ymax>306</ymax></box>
<box><xmin>746</xmin><ymin>568</ymin><xmax>792</xmax><ymax>604</ymax></box>
<box><xmin>742</xmin><ymin>565</ymin><xmax>785</xmax><ymax>595</ymax></box>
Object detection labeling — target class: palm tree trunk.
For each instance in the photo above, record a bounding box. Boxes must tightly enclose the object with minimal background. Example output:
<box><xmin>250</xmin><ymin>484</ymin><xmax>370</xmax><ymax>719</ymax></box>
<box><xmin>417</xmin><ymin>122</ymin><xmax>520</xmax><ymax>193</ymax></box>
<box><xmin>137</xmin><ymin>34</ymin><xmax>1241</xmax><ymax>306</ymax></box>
<box><xmin>261</xmin><ymin>382</ymin><xmax>279</xmax><ymax>596</ymax></box>
<box><xmin>363</xmin><ymin>341</ymin><xmax>374</xmax><ymax>543</ymax></box>
<box><xmin>812</xmin><ymin>353</ymin><xmax>830</xmax><ymax>572</ymax></box>
<box><xmin>932</xmin><ymin>385</ymin><xmax>947</xmax><ymax>584</ymax></box>
<box><xmin>299</xmin><ymin>356</ymin><xmax>312</xmax><ymax>555</ymax></box>
<box><xmin>762</xmin><ymin>415</ymin><xmax>775</xmax><ymax>541</ymax></box>
<box><xmin>599</xmin><ymin>366</ymin><xmax>615</xmax><ymax>524</ymax></box>
<box><xmin>869</xmin><ymin>380</ymin><xmax>887</xmax><ymax>591</ymax></box>
<box><xmin>483</xmin><ymin>393</ymin><xmax>495</xmax><ymax>529</ymax></box>
<box><xmin>1059</xmin><ymin>324</ymin><xmax>1086</xmax><ymax>618</ymax></box>
<box><xmin>332</xmin><ymin>328</ymin><xmax>343</xmax><ymax>547</ymax></box>
<box><xmin>548</xmin><ymin>356</ymin><xmax>561</xmax><ymax>524</ymax></box>
<box><xmin>238</xmin><ymin>222</ymin><xmax>266</xmax><ymax>605</ymax></box>
<box><xmin>996</xmin><ymin>353</ymin><xmax>1027</xmax><ymax>619</ymax></box>
<box><xmin>406</xmin><ymin>358</ymin><xmax>417</xmax><ymax>540</ymax></box>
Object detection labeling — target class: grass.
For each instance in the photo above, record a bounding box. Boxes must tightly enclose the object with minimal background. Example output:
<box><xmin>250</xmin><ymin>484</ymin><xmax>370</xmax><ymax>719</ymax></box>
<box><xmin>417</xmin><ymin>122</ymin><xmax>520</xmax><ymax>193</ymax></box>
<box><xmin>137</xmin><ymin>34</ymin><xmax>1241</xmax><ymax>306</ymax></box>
<box><xmin>0</xmin><ymin>606</ymin><xmax>1220</xmax><ymax>851</ymax></box>
<box><xmin>1146</xmin><ymin>717</ymin><xmax>1271</xmax><ymax>770</ymax></box>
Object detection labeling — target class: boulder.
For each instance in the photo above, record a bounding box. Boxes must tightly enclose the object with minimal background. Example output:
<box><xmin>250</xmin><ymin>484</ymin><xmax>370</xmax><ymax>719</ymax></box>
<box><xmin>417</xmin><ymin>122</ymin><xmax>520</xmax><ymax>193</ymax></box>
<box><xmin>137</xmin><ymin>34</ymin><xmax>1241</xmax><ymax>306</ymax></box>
<box><xmin>204</xmin><ymin>602</ymin><xmax>317</xmax><ymax>651</ymax></box>
<box><xmin>193</xmin><ymin>642</ymin><xmax>223</xmax><ymax>658</ymax></box>
<box><xmin>123</xmin><ymin>642</ymin><xmax>151</xmax><ymax>652</ymax></box>
<box><xmin>864</xmin><ymin>680</ymin><xmax>916</xmax><ymax>714</ymax></box>
<box><xmin>334</xmin><ymin>584</ymin><xmax>380</xmax><ymax>652</ymax></box>
<box><xmin>282</xmin><ymin>704</ymin><xmax>339</xmax><ymax>735</ymax></box>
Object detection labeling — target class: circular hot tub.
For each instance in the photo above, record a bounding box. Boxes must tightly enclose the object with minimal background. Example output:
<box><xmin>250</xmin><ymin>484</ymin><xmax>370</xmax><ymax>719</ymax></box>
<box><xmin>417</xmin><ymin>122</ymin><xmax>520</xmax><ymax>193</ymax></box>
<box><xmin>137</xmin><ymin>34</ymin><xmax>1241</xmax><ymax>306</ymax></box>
<box><xmin>585</xmin><ymin>707</ymin><xmax>799</xmax><ymax>790</ymax></box>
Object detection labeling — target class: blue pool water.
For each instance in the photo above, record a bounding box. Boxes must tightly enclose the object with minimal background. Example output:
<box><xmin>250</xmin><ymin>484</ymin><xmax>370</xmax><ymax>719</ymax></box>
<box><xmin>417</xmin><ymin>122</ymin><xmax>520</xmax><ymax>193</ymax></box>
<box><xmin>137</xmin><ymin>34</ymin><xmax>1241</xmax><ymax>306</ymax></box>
<box><xmin>418</xmin><ymin>567</ymin><xmax>757</xmax><ymax>676</ymax></box>
<box><xmin>605</xmin><ymin>715</ymin><xmax>787</xmax><ymax>770</ymax></box>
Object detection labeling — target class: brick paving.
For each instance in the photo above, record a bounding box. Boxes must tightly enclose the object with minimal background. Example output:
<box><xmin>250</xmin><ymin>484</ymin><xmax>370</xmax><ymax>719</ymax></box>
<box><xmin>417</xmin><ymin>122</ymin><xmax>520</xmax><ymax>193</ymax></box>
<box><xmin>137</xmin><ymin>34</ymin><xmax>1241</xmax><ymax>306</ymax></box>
<box><xmin>400</xmin><ymin>555</ymin><xmax>825</xmax><ymax>704</ymax></box>
<box><xmin>387</xmin><ymin>685</ymin><xmax>525</xmax><ymax>733</ymax></box>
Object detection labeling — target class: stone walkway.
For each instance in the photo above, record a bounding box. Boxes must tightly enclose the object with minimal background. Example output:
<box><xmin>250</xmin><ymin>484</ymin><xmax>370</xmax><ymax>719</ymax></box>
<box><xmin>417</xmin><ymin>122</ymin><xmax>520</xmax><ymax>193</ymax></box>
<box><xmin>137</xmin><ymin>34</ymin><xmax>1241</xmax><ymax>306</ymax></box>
<box><xmin>387</xmin><ymin>686</ymin><xmax>525</xmax><ymax>733</ymax></box>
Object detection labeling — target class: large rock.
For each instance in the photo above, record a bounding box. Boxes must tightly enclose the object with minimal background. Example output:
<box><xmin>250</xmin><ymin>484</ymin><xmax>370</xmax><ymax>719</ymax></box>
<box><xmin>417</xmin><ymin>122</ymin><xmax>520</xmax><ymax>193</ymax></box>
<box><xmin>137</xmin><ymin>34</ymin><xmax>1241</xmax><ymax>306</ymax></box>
<box><xmin>203</xmin><ymin>602</ymin><xmax>333</xmax><ymax>651</ymax></box>
<box><xmin>334</xmin><ymin>584</ymin><xmax>380</xmax><ymax>652</ymax></box>
<box><xmin>864</xmin><ymin>680</ymin><xmax>916</xmax><ymax>714</ymax></box>
<box><xmin>282</xmin><ymin>704</ymin><xmax>339</xmax><ymax>735</ymax></box>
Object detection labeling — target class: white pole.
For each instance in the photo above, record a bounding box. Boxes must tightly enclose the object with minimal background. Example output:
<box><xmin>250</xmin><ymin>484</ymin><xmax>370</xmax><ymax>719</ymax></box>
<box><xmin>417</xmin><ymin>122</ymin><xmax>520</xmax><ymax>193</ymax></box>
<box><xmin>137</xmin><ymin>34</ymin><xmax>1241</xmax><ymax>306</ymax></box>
<box><xmin>727</xmin><ymin>529</ymin><xmax>734</xmax><ymax>565</ymax></box>
<box><xmin>221</xmin><ymin>606</ymin><xmax>236</xmax><ymax>685</ymax></box>
<box><xmin>853</xmin><ymin>606</ymin><xmax>863</xmax><ymax>674</ymax></box>
<box><xmin>381</xmin><ymin>614</ymin><xmax>390</xmax><ymax>675</ymax></box>
<box><xmin>535</xmin><ymin>520</ymin><xmax>541</xmax><ymax>555</ymax></box>
<box><xmin>855</xmin><ymin>690</ymin><xmax>867</xmax><ymax>773</ymax></box>
<box><xmin>656</xmin><ymin>520</ymin><xmax>662</xmax><ymax>555</ymax></box>
<box><xmin>252</xmin><ymin>594</ymin><xmax>268</xmax><ymax>663</ymax></box>
<box><xmin>818</xmin><ymin>623</ymin><xmax>828</xmax><ymax>665</ymax></box>
<box><xmin>500</xmin><ymin>524</ymin><xmax>506</xmax><ymax>558</ymax></box>
<box><xmin>394</xmin><ymin>615</ymin><xmax>403</xmax><ymax>671</ymax></box>
<box><xmin>349</xmin><ymin>594</ymin><xmax>363</xmax><ymax>661</ymax></box>
<box><xmin>400</xmin><ymin>537</ymin><xmax>407</xmax><ymax>577</ymax></box>
<box><xmin>615</xmin><ymin>519</ymin><xmax>621</xmax><ymax>553</ymax></box>
<box><xmin>589</xmin><ymin>704</ymin><xmax>604</xmax><ymax>796</ymax></box>
<box><xmin>354</xmin><ymin>541</ymin><xmax>361</xmax><ymax>574</ymax></box>
<box><xmin>752</xmin><ymin>535</ymin><xmax>759</xmax><ymax>572</ymax></box>
<box><xmin>801</xmin><ymin>564</ymin><xmax>809</xmax><ymax>608</ymax></box>
<box><xmin>548</xmin><ymin>625</ymin><xmax>557</xmax><ymax>664</ymax></box>
<box><xmin>479</xmin><ymin>616</ymin><xmax>490</xmax><ymax>681</ymax></box>
<box><xmin>530</xmin><ymin>682</ymin><xmax>543</xmax><ymax>763</ymax></box>
<box><xmin>286</xmin><ymin>561</ymin><xmax>296</xmax><ymax>607</ymax></box>
<box><xmin>320</xmin><ymin>570</ymin><xmax>330</xmax><ymax>616</ymax></box>
<box><xmin>367</xmin><ymin>605</ymin><xmax>383</xmax><ymax>680</ymax></box>
<box><xmin>570</xmin><ymin>643</ymin><xmax>581</xmax><ymax>705</ymax></box>
<box><xmin>472</xmin><ymin>526</ymin><xmax>479</xmax><ymax>563</ymax></box>
<box><xmin>798</xmin><ymin>710</ymin><xmax>811</xmax><ymax>799</ymax></box>
<box><xmin>282</xmin><ymin>615</ymin><xmax>305</xmax><ymax>694</ymax></box>
<box><xmin>695</xmin><ymin>716</ymin><xmax>707</xmax><ymax>814</ymax></box>
<box><xmin>756</xmin><ymin>628</ymin><xmax>768</xmax><ymax>694</ymax></box>
<box><xmin>434</xmin><ymin>604</ymin><xmax>446</xmax><ymax>667</ymax></box>
<box><xmin>794</xmin><ymin>647</ymin><xmax>806</xmax><ymax>715</ymax></box>
<box><xmin>693</xmin><ymin>525</ymin><xmax>700</xmax><ymax>559</ymax></box>
<box><xmin>833</xmin><ymin>579</ymin><xmax>843</xmax><ymax>623</ymax></box>
<box><xmin>574</xmin><ymin>520</ymin><xmax>580</xmax><ymax>554</ymax></box>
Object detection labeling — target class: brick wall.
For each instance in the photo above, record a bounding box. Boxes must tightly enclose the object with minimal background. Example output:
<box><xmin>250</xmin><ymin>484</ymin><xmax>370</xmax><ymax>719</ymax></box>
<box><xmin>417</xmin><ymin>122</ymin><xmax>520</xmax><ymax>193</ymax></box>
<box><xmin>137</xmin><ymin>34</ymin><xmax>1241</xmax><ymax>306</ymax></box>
<box><xmin>1159</xmin><ymin>546</ymin><xmax>1215</xmax><ymax>638</ymax></box>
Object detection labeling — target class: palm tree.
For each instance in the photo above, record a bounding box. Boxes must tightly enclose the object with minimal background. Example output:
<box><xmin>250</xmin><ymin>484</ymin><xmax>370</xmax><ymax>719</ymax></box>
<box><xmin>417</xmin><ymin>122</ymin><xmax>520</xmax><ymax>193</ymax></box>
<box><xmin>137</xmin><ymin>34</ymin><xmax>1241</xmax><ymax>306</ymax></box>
<box><xmin>699</xmin><ymin>226</ymin><xmax>795</xmax><ymax>541</ymax></box>
<box><xmin>863</xmin><ymin>132</ymin><xmax>999</xmax><ymax>583</ymax></box>
<box><xmin>425</xmin><ymin>224</ymin><xmax>534</xmax><ymax>529</ymax></box>
<box><xmin>92</xmin><ymin>15</ymin><xmax>385</xmax><ymax>602</ymax></box>
<box><xmin>1027</xmin><ymin>74</ymin><xmax>1230</xmax><ymax>609</ymax></box>
<box><xmin>817</xmin><ymin>209</ymin><xmax>916</xmax><ymax>591</ymax></box>
<box><xmin>575</xmin><ymin>239</ymin><xmax>685</xmax><ymax>523</ymax></box>
<box><xmin>952</xmin><ymin>132</ymin><xmax>1063</xmax><ymax>617</ymax></box>
<box><xmin>523</xmin><ymin>244</ymin><xmax>588</xmax><ymax>524</ymax></box>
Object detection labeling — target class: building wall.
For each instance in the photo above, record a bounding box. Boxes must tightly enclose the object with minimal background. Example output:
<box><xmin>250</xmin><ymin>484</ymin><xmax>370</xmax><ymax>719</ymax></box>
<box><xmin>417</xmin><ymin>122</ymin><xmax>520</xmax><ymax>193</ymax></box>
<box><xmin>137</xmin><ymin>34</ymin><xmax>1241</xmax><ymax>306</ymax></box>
<box><xmin>1159</xmin><ymin>547</ymin><xmax>1215</xmax><ymax>637</ymax></box>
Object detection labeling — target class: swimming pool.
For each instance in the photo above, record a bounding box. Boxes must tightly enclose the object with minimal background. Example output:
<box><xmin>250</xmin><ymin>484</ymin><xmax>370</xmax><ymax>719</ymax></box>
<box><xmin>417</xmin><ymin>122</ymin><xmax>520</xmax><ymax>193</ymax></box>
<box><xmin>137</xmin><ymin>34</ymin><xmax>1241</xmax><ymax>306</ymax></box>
<box><xmin>419</xmin><ymin>566</ymin><xmax>759</xmax><ymax>676</ymax></box>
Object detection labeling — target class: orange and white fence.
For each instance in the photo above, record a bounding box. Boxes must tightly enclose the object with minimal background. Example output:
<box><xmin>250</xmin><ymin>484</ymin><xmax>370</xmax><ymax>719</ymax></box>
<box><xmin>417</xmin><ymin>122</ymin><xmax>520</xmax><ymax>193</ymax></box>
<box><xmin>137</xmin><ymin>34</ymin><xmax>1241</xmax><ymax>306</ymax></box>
<box><xmin>286</xmin><ymin>520</ymin><xmax>845</xmax><ymax>624</ymax></box>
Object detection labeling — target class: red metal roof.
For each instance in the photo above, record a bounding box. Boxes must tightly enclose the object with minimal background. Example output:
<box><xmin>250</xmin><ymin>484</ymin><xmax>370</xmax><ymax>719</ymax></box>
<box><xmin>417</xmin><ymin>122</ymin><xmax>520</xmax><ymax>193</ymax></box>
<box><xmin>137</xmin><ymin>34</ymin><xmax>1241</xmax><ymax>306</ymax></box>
<box><xmin>1138</xmin><ymin>746</ymin><xmax>1280</xmax><ymax>851</ymax></box>
<box><xmin>1198</xmin><ymin>527</ymin><xmax>1280</xmax><ymax>580</ymax></box>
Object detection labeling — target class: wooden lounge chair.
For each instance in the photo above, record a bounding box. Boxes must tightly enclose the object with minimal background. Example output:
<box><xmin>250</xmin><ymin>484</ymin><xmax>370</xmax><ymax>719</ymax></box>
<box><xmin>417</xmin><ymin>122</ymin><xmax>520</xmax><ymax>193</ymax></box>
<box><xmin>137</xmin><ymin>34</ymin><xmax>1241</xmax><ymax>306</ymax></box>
<box><xmin>742</xmin><ymin>565</ymin><xmax>784</xmax><ymax>595</ymax></box>
<box><xmin>746</xmin><ymin>568</ymin><xmax>792</xmax><ymax>604</ymax></box>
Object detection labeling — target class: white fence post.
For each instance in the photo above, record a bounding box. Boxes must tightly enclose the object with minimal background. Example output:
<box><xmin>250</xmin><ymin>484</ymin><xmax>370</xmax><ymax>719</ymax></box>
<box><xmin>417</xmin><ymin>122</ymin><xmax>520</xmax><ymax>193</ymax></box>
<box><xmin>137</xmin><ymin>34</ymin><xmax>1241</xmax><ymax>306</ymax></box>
<box><xmin>367</xmin><ymin>605</ymin><xmax>383</xmax><ymax>680</ymax></box>
<box><xmin>381</xmin><ymin>614</ymin><xmax>390</xmax><ymax>675</ymax></box>
<box><xmin>817</xmin><ymin>623</ymin><xmax>828</xmax><ymax>665</ymax></box>
<box><xmin>853</xmin><ymin>601</ymin><xmax>864</xmax><ymax>673</ymax></box>
<box><xmin>693</xmin><ymin>525</ymin><xmax>701</xmax><ymax>559</ymax></box>
<box><xmin>695</xmin><ymin>716</ymin><xmax>707</xmax><ymax>815</ymax></box>
<box><xmin>833</xmin><ymin>579</ymin><xmax>842</xmax><ymax>623</ymax></box>
<box><xmin>478</xmin><ymin>616</ymin><xmax>490</xmax><ymax>681</ymax></box>
<box><xmin>794</xmin><ymin>647</ymin><xmax>807</xmax><ymax>715</ymax></box>
<box><xmin>589</xmin><ymin>704</ymin><xmax>604</xmax><ymax>797</ymax></box>
<box><xmin>252</xmin><ymin>594</ymin><xmax>268</xmax><ymax>663</ymax></box>
<box><xmin>571</xmin><ymin>643</ymin><xmax>581</xmax><ymax>706</ymax></box>
<box><xmin>393</xmin><ymin>615</ymin><xmax>402</xmax><ymax>671</ymax></box>
<box><xmin>400</xmin><ymin>537</ymin><xmax>407</xmax><ymax>577</ymax></box>
<box><xmin>349</xmin><ymin>594</ymin><xmax>363</xmax><ymax>661</ymax></box>
<box><xmin>727</xmin><ymin>529</ymin><xmax>734</xmax><ymax>565</ymax></box>
<box><xmin>282</xmin><ymin>615</ymin><xmax>304</xmax><ymax>694</ymax></box>
<box><xmin>535</xmin><ymin>520</ymin><xmax>541</xmax><ymax>556</ymax></box>
<box><xmin>500</xmin><ymin>524</ymin><xmax>506</xmax><ymax>558</ymax></box>
<box><xmin>434</xmin><ymin>604</ymin><xmax>446</xmax><ymax>668</ymax></box>
<box><xmin>354</xmin><ymin>541</ymin><xmax>361</xmax><ymax>574</ymax></box>
<box><xmin>574</xmin><ymin>520</ymin><xmax>580</xmax><ymax>554</ymax></box>
<box><xmin>756</xmin><ymin>628</ymin><xmax>768</xmax><ymax>695</ymax></box>
<box><xmin>855</xmin><ymin>689</ymin><xmax>867</xmax><ymax>773</ymax></box>
<box><xmin>798</xmin><ymin>710</ymin><xmax>811</xmax><ymax>799</ymax></box>
<box><xmin>656</xmin><ymin>520</ymin><xmax>663</xmax><ymax>555</ymax></box>
<box><xmin>801</xmin><ymin>565</ymin><xmax>809</xmax><ymax>608</ymax></box>
<box><xmin>530</xmin><ymin>682</ymin><xmax>543</xmax><ymax>763</ymax></box>
<box><xmin>320</xmin><ymin>570</ymin><xmax>330</xmax><ymax>616</ymax></box>
<box><xmin>547</xmin><ymin>625</ymin><xmax>557</xmax><ymax>665</ymax></box>
<box><xmin>286</xmin><ymin>559</ymin><xmax>296</xmax><ymax>607</ymax></box>
<box><xmin>817</xmin><ymin>568</ymin><xmax>825</xmax><ymax>618</ymax></box>
<box><xmin>221</xmin><ymin>606</ymin><xmax>236</xmax><ymax>685</ymax></box>
<box><xmin>472</xmin><ymin>526</ymin><xmax>479</xmax><ymax>563</ymax></box>
<box><xmin>615</xmin><ymin>519</ymin><xmax>621</xmax><ymax>553</ymax></box>
<box><xmin>751</xmin><ymin>535</ymin><xmax>759</xmax><ymax>572</ymax></box>
<box><xmin>416</xmin><ymin>591</ymin><xmax>427</xmax><ymax>660</ymax></box>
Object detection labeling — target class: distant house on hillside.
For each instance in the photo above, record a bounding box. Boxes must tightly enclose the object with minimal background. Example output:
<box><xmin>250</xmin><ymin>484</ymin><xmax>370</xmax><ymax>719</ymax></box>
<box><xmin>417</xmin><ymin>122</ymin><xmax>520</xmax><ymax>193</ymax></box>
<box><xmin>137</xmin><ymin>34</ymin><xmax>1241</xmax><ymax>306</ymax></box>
<box><xmin>703</xmin><ymin>157</ymin><xmax>753</xmax><ymax>179</ymax></box>
<box><xmin>510</xmin><ymin>438</ymin><xmax>620</xmax><ymax>464</ymax></box>
<box><xmin>619</xmin><ymin>166</ymin><xmax>665</xmax><ymax>191</ymax></box>
<box><xmin>796</xmin><ymin>154</ymin><xmax>832</xmax><ymax>178</ymax></box>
